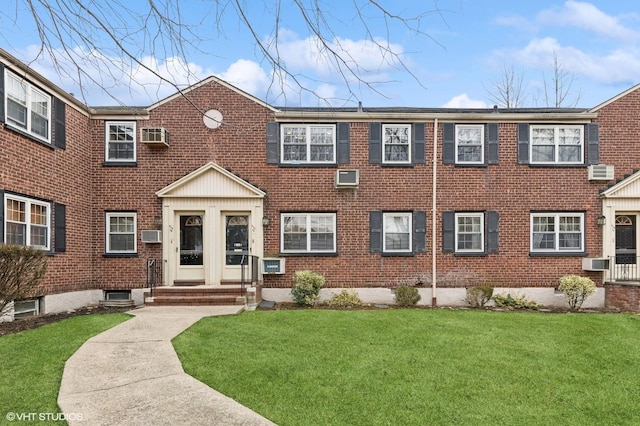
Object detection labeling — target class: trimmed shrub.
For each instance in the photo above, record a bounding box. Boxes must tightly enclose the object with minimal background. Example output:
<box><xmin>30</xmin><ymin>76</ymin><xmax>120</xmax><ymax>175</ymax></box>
<box><xmin>492</xmin><ymin>293</ymin><xmax>539</xmax><ymax>310</ymax></box>
<box><xmin>291</xmin><ymin>270</ymin><xmax>325</xmax><ymax>306</ymax></box>
<box><xmin>558</xmin><ymin>275</ymin><xmax>597</xmax><ymax>310</ymax></box>
<box><xmin>327</xmin><ymin>289</ymin><xmax>363</xmax><ymax>308</ymax></box>
<box><xmin>394</xmin><ymin>286</ymin><xmax>421</xmax><ymax>307</ymax></box>
<box><xmin>465</xmin><ymin>286</ymin><xmax>494</xmax><ymax>307</ymax></box>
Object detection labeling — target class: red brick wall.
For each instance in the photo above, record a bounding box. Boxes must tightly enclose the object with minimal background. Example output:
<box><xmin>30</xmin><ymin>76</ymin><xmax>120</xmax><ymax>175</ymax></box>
<box><xmin>1</xmin><ymin>102</ymin><xmax>94</xmax><ymax>295</ymax></box>
<box><xmin>605</xmin><ymin>283</ymin><xmax>640</xmax><ymax>311</ymax></box>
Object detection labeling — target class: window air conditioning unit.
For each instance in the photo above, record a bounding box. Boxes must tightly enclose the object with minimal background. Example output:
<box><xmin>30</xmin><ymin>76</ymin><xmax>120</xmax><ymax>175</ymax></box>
<box><xmin>588</xmin><ymin>165</ymin><xmax>614</xmax><ymax>181</ymax></box>
<box><xmin>141</xmin><ymin>230</ymin><xmax>162</xmax><ymax>243</ymax></box>
<box><xmin>262</xmin><ymin>258</ymin><xmax>285</xmax><ymax>274</ymax></box>
<box><xmin>582</xmin><ymin>257</ymin><xmax>610</xmax><ymax>271</ymax></box>
<box><xmin>335</xmin><ymin>169</ymin><xmax>359</xmax><ymax>188</ymax></box>
<box><xmin>141</xmin><ymin>127</ymin><xmax>169</xmax><ymax>146</ymax></box>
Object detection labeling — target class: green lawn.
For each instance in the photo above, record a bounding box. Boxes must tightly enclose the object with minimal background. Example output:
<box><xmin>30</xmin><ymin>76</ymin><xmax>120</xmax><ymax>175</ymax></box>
<box><xmin>174</xmin><ymin>309</ymin><xmax>640</xmax><ymax>425</ymax></box>
<box><xmin>0</xmin><ymin>313</ymin><xmax>130</xmax><ymax>423</ymax></box>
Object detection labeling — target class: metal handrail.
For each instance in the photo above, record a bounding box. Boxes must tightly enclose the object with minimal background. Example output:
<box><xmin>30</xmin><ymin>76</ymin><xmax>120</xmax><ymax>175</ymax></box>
<box><xmin>609</xmin><ymin>256</ymin><xmax>640</xmax><ymax>281</ymax></box>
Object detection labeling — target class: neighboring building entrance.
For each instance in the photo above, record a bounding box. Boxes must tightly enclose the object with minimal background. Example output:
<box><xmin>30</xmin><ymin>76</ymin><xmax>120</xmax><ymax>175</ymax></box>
<box><xmin>176</xmin><ymin>213</ymin><xmax>205</xmax><ymax>283</ymax></box>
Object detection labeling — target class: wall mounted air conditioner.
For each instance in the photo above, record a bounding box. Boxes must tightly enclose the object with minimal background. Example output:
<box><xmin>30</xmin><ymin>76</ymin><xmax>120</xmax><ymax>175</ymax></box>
<box><xmin>588</xmin><ymin>165</ymin><xmax>614</xmax><ymax>181</ymax></box>
<box><xmin>262</xmin><ymin>258</ymin><xmax>285</xmax><ymax>274</ymax></box>
<box><xmin>335</xmin><ymin>169</ymin><xmax>359</xmax><ymax>188</ymax></box>
<box><xmin>582</xmin><ymin>257</ymin><xmax>610</xmax><ymax>271</ymax></box>
<box><xmin>141</xmin><ymin>230</ymin><xmax>162</xmax><ymax>243</ymax></box>
<box><xmin>141</xmin><ymin>127</ymin><xmax>169</xmax><ymax>146</ymax></box>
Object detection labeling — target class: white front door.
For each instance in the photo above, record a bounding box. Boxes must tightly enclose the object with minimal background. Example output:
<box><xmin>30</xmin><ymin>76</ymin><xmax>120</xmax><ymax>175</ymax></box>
<box><xmin>176</xmin><ymin>213</ymin><xmax>205</xmax><ymax>283</ymax></box>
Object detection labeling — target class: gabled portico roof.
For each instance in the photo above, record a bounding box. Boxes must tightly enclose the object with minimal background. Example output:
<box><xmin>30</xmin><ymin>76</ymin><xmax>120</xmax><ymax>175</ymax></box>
<box><xmin>156</xmin><ymin>162</ymin><xmax>265</xmax><ymax>198</ymax></box>
<box><xmin>601</xmin><ymin>170</ymin><xmax>640</xmax><ymax>199</ymax></box>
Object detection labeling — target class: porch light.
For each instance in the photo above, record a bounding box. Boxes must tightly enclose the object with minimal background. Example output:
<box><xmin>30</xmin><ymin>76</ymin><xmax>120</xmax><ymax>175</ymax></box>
<box><xmin>597</xmin><ymin>215</ymin><xmax>606</xmax><ymax>226</ymax></box>
<box><xmin>262</xmin><ymin>216</ymin><xmax>270</xmax><ymax>227</ymax></box>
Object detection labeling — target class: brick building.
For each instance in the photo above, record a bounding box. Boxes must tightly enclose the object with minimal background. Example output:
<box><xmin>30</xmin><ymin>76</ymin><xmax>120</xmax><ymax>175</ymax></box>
<box><xmin>2</xmin><ymin>48</ymin><xmax>640</xmax><ymax>317</ymax></box>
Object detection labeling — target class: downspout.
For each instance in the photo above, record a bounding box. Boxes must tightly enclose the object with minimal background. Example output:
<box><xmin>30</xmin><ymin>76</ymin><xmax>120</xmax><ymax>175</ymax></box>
<box><xmin>432</xmin><ymin>119</ymin><xmax>438</xmax><ymax>307</ymax></box>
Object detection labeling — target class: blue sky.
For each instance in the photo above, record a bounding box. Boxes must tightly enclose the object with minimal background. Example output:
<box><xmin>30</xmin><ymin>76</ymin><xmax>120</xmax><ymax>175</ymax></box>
<box><xmin>2</xmin><ymin>1</ymin><xmax>639</xmax><ymax>108</ymax></box>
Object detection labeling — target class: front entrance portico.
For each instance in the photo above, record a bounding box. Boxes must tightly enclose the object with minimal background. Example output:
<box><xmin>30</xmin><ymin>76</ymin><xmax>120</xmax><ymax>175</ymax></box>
<box><xmin>156</xmin><ymin>162</ymin><xmax>265</xmax><ymax>286</ymax></box>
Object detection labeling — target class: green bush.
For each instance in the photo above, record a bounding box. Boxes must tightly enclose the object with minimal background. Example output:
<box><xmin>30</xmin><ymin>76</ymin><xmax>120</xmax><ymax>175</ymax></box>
<box><xmin>558</xmin><ymin>275</ymin><xmax>597</xmax><ymax>310</ymax></box>
<box><xmin>492</xmin><ymin>293</ymin><xmax>539</xmax><ymax>310</ymax></box>
<box><xmin>394</xmin><ymin>286</ymin><xmax>421</xmax><ymax>307</ymax></box>
<box><xmin>327</xmin><ymin>289</ymin><xmax>363</xmax><ymax>308</ymax></box>
<box><xmin>291</xmin><ymin>270</ymin><xmax>325</xmax><ymax>306</ymax></box>
<box><xmin>465</xmin><ymin>286</ymin><xmax>494</xmax><ymax>307</ymax></box>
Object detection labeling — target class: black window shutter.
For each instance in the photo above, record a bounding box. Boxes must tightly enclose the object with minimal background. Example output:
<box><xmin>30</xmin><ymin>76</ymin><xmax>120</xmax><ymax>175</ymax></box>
<box><xmin>487</xmin><ymin>210</ymin><xmax>499</xmax><ymax>253</ymax></box>
<box><xmin>266</xmin><ymin>122</ymin><xmax>279</xmax><ymax>164</ymax></box>
<box><xmin>587</xmin><ymin>123</ymin><xmax>600</xmax><ymax>165</ymax></box>
<box><xmin>54</xmin><ymin>203</ymin><xmax>66</xmax><ymax>252</ymax></box>
<box><xmin>337</xmin><ymin>122</ymin><xmax>350</xmax><ymax>164</ymax></box>
<box><xmin>442</xmin><ymin>211</ymin><xmax>455</xmax><ymax>252</ymax></box>
<box><xmin>369</xmin><ymin>123</ymin><xmax>382</xmax><ymax>164</ymax></box>
<box><xmin>0</xmin><ymin>64</ymin><xmax>4</xmax><ymax>123</ymax></box>
<box><xmin>0</xmin><ymin>190</ymin><xmax>4</xmax><ymax>243</ymax></box>
<box><xmin>412</xmin><ymin>123</ymin><xmax>425</xmax><ymax>164</ymax></box>
<box><xmin>413</xmin><ymin>210</ymin><xmax>427</xmax><ymax>253</ymax></box>
<box><xmin>487</xmin><ymin>123</ymin><xmax>499</xmax><ymax>164</ymax></box>
<box><xmin>370</xmin><ymin>211</ymin><xmax>382</xmax><ymax>253</ymax></box>
<box><xmin>517</xmin><ymin>123</ymin><xmax>530</xmax><ymax>164</ymax></box>
<box><xmin>443</xmin><ymin>123</ymin><xmax>455</xmax><ymax>164</ymax></box>
<box><xmin>53</xmin><ymin>97</ymin><xmax>66</xmax><ymax>149</ymax></box>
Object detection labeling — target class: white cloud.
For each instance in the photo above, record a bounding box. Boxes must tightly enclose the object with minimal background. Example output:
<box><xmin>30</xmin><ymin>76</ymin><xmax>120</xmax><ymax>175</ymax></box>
<box><xmin>537</xmin><ymin>1</ymin><xmax>640</xmax><ymax>41</ymax></box>
<box><xmin>442</xmin><ymin>94</ymin><xmax>487</xmax><ymax>108</ymax></box>
<box><xmin>216</xmin><ymin>59</ymin><xmax>270</xmax><ymax>96</ymax></box>
<box><xmin>506</xmin><ymin>37</ymin><xmax>640</xmax><ymax>85</ymax></box>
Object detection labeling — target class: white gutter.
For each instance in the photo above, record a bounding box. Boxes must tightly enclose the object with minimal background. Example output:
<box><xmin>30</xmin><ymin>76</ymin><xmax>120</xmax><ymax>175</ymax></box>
<box><xmin>432</xmin><ymin>119</ymin><xmax>438</xmax><ymax>307</ymax></box>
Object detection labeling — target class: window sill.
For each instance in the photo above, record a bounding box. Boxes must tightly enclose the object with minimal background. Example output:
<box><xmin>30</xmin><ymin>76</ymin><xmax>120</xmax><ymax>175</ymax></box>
<box><xmin>524</xmin><ymin>163</ymin><xmax>586</xmax><ymax>168</ymax></box>
<box><xmin>453</xmin><ymin>163</ymin><xmax>489</xmax><ymax>168</ymax></box>
<box><xmin>380</xmin><ymin>163</ymin><xmax>415</xmax><ymax>168</ymax></box>
<box><xmin>529</xmin><ymin>251</ymin><xmax>586</xmax><ymax>257</ymax></box>
<box><xmin>103</xmin><ymin>161</ymin><xmax>138</xmax><ymax>167</ymax></box>
<box><xmin>278</xmin><ymin>163</ymin><xmax>337</xmax><ymax>168</ymax></box>
<box><xmin>103</xmin><ymin>253</ymin><xmax>139</xmax><ymax>258</ymax></box>
<box><xmin>381</xmin><ymin>252</ymin><xmax>415</xmax><ymax>257</ymax></box>
<box><xmin>454</xmin><ymin>252</ymin><xmax>488</xmax><ymax>257</ymax></box>
<box><xmin>279</xmin><ymin>252</ymin><xmax>338</xmax><ymax>257</ymax></box>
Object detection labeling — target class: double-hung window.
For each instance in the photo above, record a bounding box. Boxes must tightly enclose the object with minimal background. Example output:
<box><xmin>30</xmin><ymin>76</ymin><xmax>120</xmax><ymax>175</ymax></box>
<box><xmin>455</xmin><ymin>213</ymin><xmax>484</xmax><ymax>253</ymax></box>
<box><xmin>105</xmin><ymin>122</ymin><xmax>136</xmax><ymax>162</ymax></box>
<box><xmin>531</xmin><ymin>212</ymin><xmax>584</xmax><ymax>253</ymax></box>
<box><xmin>281</xmin><ymin>213</ymin><xmax>336</xmax><ymax>253</ymax></box>
<box><xmin>4</xmin><ymin>194</ymin><xmax>50</xmax><ymax>250</ymax></box>
<box><xmin>456</xmin><ymin>125</ymin><xmax>484</xmax><ymax>164</ymax></box>
<box><xmin>5</xmin><ymin>70</ymin><xmax>51</xmax><ymax>143</ymax></box>
<box><xmin>383</xmin><ymin>124</ymin><xmax>411</xmax><ymax>164</ymax></box>
<box><xmin>531</xmin><ymin>125</ymin><xmax>583</xmax><ymax>164</ymax></box>
<box><xmin>383</xmin><ymin>212</ymin><xmax>412</xmax><ymax>253</ymax></box>
<box><xmin>106</xmin><ymin>212</ymin><xmax>137</xmax><ymax>254</ymax></box>
<box><xmin>281</xmin><ymin>124</ymin><xmax>336</xmax><ymax>164</ymax></box>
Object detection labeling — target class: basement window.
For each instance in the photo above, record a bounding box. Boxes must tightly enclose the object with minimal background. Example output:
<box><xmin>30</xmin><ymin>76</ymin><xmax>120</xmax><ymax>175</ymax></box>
<box><xmin>14</xmin><ymin>299</ymin><xmax>40</xmax><ymax>318</ymax></box>
<box><xmin>104</xmin><ymin>290</ymin><xmax>131</xmax><ymax>301</ymax></box>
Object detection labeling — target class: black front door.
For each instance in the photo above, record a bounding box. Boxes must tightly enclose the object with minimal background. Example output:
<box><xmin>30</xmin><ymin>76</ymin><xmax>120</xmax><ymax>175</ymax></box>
<box><xmin>615</xmin><ymin>215</ymin><xmax>636</xmax><ymax>265</ymax></box>
<box><xmin>225</xmin><ymin>215</ymin><xmax>249</xmax><ymax>265</ymax></box>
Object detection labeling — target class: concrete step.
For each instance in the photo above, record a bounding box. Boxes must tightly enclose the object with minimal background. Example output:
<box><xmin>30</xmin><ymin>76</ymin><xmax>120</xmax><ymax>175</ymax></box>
<box><xmin>145</xmin><ymin>295</ymin><xmax>246</xmax><ymax>306</ymax></box>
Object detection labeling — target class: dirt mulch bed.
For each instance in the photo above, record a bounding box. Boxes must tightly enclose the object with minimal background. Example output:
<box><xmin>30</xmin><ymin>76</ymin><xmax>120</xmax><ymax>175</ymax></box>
<box><xmin>0</xmin><ymin>305</ymin><xmax>135</xmax><ymax>337</ymax></box>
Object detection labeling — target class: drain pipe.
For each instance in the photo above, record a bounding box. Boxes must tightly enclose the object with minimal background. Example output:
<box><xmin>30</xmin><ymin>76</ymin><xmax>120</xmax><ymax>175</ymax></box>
<box><xmin>432</xmin><ymin>119</ymin><xmax>438</xmax><ymax>307</ymax></box>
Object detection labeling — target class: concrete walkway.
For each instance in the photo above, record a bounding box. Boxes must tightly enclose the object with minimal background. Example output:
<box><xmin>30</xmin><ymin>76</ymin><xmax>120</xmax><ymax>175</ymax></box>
<box><xmin>58</xmin><ymin>306</ymin><xmax>276</xmax><ymax>425</ymax></box>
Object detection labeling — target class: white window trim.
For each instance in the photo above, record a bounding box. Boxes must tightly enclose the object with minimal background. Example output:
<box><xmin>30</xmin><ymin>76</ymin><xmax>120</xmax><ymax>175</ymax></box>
<box><xmin>530</xmin><ymin>212</ymin><xmax>585</xmax><ymax>253</ymax></box>
<box><xmin>105</xmin><ymin>121</ymin><xmax>137</xmax><ymax>162</ymax></box>
<box><xmin>455</xmin><ymin>124</ymin><xmax>484</xmax><ymax>165</ymax></box>
<box><xmin>382</xmin><ymin>124</ymin><xmax>412</xmax><ymax>164</ymax></box>
<box><xmin>530</xmin><ymin>125</ymin><xmax>584</xmax><ymax>165</ymax></box>
<box><xmin>106</xmin><ymin>212</ymin><xmax>138</xmax><ymax>254</ymax></box>
<box><xmin>3</xmin><ymin>193</ymin><xmax>51</xmax><ymax>250</ymax></box>
<box><xmin>455</xmin><ymin>212</ymin><xmax>484</xmax><ymax>253</ymax></box>
<box><xmin>280</xmin><ymin>213</ymin><xmax>337</xmax><ymax>253</ymax></box>
<box><xmin>4</xmin><ymin>69</ymin><xmax>52</xmax><ymax>143</ymax></box>
<box><xmin>383</xmin><ymin>212</ymin><xmax>413</xmax><ymax>253</ymax></box>
<box><xmin>280</xmin><ymin>124</ymin><xmax>337</xmax><ymax>164</ymax></box>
